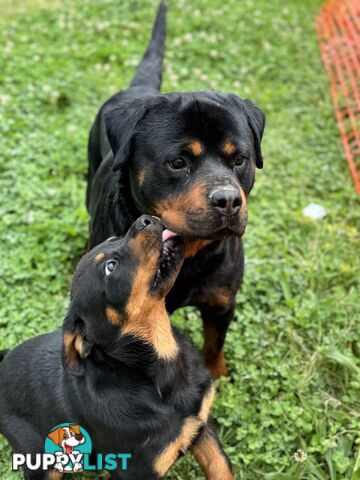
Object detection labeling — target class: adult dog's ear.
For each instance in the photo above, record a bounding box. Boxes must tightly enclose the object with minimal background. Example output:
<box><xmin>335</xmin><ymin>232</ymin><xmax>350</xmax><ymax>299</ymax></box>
<box><xmin>243</xmin><ymin>99</ymin><xmax>265</xmax><ymax>169</ymax></box>
<box><xmin>104</xmin><ymin>98</ymin><xmax>151</xmax><ymax>172</ymax></box>
<box><xmin>62</xmin><ymin>308</ymin><xmax>93</xmax><ymax>376</ymax></box>
<box><xmin>227</xmin><ymin>94</ymin><xmax>266</xmax><ymax>169</ymax></box>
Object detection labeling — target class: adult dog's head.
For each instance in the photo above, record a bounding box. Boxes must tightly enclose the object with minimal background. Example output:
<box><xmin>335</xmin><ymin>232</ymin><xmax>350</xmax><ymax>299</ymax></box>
<box><xmin>105</xmin><ymin>91</ymin><xmax>265</xmax><ymax>240</ymax></box>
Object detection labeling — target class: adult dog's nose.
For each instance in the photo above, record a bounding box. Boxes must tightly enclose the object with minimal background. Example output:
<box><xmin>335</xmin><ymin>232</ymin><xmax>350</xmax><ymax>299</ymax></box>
<box><xmin>210</xmin><ymin>188</ymin><xmax>241</xmax><ymax>216</ymax></box>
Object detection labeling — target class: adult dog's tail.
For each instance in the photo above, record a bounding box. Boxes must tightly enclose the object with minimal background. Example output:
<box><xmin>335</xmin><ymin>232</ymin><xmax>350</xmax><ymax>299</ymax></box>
<box><xmin>130</xmin><ymin>1</ymin><xmax>167</xmax><ymax>90</ymax></box>
<box><xmin>0</xmin><ymin>349</ymin><xmax>9</xmax><ymax>362</ymax></box>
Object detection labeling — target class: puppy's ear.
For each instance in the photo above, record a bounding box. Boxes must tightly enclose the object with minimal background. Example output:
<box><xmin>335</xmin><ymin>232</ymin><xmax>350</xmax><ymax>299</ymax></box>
<box><xmin>48</xmin><ymin>428</ymin><xmax>62</xmax><ymax>446</ymax></box>
<box><xmin>104</xmin><ymin>98</ymin><xmax>150</xmax><ymax>172</ymax></box>
<box><xmin>227</xmin><ymin>94</ymin><xmax>266</xmax><ymax>169</ymax></box>
<box><xmin>62</xmin><ymin>309</ymin><xmax>93</xmax><ymax>376</ymax></box>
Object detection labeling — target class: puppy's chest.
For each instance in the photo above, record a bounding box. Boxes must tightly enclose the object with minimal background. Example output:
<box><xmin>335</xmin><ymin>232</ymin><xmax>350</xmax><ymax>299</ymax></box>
<box><xmin>152</xmin><ymin>385</ymin><xmax>215</xmax><ymax>477</ymax></box>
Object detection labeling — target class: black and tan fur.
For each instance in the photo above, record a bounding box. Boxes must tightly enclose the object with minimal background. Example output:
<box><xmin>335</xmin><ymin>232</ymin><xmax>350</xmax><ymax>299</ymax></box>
<box><xmin>86</xmin><ymin>2</ymin><xmax>265</xmax><ymax>378</ymax></box>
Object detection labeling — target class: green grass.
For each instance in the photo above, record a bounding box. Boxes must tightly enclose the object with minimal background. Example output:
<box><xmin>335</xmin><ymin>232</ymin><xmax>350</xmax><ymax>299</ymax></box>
<box><xmin>0</xmin><ymin>0</ymin><xmax>359</xmax><ymax>478</ymax></box>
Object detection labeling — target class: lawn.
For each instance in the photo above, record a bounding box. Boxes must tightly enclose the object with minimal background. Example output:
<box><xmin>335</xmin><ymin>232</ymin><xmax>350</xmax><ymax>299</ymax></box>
<box><xmin>0</xmin><ymin>0</ymin><xmax>359</xmax><ymax>479</ymax></box>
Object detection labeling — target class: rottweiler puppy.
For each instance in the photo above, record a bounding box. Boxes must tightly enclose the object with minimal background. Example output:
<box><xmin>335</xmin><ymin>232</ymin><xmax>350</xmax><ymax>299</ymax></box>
<box><xmin>86</xmin><ymin>2</ymin><xmax>265</xmax><ymax>378</ymax></box>
<box><xmin>0</xmin><ymin>215</ymin><xmax>232</xmax><ymax>480</ymax></box>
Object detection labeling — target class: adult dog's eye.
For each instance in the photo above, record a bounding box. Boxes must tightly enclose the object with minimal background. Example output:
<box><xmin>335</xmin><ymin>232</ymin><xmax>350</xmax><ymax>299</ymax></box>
<box><xmin>168</xmin><ymin>158</ymin><xmax>187</xmax><ymax>170</ymax></box>
<box><xmin>234</xmin><ymin>155</ymin><xmax>247</xmax><ymax>167</ymax></box>
<box><xmin>105</xmin><ymin>261</ymin><xmax>116</xmax><ymax>276</ymax></box>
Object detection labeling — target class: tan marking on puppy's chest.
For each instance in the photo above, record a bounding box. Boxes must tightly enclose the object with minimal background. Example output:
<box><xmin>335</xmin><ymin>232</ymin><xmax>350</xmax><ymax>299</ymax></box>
<box><xmin>154</xmin><ymin>385</ymin><xmax>215</xmax><ymax>476</ymax></box>
<box><xmin>153</xmin><ymin>417</ymin><xmax>201</xmax><ymax>476</ymax></box>
<box><xmin>198</xmin><ymin>385</ymin><xmax>215</xmax><ymax>423</ymax></box>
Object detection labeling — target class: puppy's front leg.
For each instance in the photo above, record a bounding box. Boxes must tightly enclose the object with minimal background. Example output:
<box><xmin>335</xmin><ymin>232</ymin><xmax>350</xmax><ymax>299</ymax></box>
<box><xmin>191</xmin><ymin>424</ymin><xmax>233</xmax><ymax>480</ymax></box>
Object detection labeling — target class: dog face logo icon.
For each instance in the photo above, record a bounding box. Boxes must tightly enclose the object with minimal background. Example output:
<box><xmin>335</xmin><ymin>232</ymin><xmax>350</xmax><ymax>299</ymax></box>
<box><xmin>45</xmin><ymin>423</ymin><xmax>92</xmax><ymax>473</ymax></box>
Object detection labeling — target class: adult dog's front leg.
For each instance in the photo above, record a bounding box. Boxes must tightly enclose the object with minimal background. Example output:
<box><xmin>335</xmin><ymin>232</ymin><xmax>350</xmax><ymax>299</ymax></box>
<box><xmin>191</xmin><ymin>423</ymin><xmax>233</xmax><ymax>480</ymax></box>
<box><xmin>200</xmin><ymin>300</ymin><xmax>235</xmax><ymax>379</ymax></box>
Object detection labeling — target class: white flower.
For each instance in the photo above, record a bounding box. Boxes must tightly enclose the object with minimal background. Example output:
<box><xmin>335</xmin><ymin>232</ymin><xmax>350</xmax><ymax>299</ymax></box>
<box><xmin>0</xmin><ymin>95</ymin><xmax>11</xmax><ymax>106</ymax></box>
<box><xmin>27</xmin><ymin>211</ymin><xmax>35</xmax><ymax>223</ymax></box>
<box><xmin>302</xmin><ymin>203</ymin><xmax>327</xmax><ymax>220</ymax></box>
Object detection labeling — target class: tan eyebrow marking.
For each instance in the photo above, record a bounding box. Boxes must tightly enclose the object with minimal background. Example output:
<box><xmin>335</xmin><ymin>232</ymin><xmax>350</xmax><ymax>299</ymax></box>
<box><xmin>187</xmin><ymin>140</ymin><xmax>203</xmax><ymax>156</ymax></box>
<box><xmin>222</xmin><ymin>141</ymin><xmax>236</xmax><ymax>156</ymax></box>
<box><xmin>95</xmin><ymin>252</ymin><xmax>105</xmax><ymax>263</ymax></box>
<box><xmin>106</xmin><ymin>236</ymin><xmax>117</xmax><ymax>241</ymax></box>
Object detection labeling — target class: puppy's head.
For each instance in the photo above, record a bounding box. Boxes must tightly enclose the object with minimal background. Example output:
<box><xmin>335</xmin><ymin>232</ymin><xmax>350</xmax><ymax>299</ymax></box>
<box><xmin>63</xmin><ymin>215</ymin><xmax>184</xmax><ymax>374</ymax></box>
<box><xmin>105</xmin><ymin>91</ymin><xmax>265</xmax><ymax>240</ymax></box>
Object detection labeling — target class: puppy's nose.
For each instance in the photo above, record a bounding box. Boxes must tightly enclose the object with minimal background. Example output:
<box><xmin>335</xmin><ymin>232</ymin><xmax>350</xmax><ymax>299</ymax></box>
<box><xmin>135</xmin><ymin>215</ymin><xmax>158</xmax><ymax>231</ymax></box>
<box><xmin>209</xmin><ymin>188</ymin><xmax>241</xmax><ymax>216</ymax></box>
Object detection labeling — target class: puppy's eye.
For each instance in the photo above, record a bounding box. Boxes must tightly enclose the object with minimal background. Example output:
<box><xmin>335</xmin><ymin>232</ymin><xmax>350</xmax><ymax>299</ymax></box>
<box><xmin>63</xmin><ymin>433</ymin><xmax>68</xmax><ymax>439</ymax></box>
<box><xmin>105</xmin><ymin>261</ymin><xmax>117</xmax><ymax>276</ymax></box>
<box><xmin>234</xmin><ymin>155</ymin><xmax>247</xmax><ymax>167</ymax></box>
<box><xmin>168</xmin><ymin>158</ymin><xmax>187</xmax><ymax>170</ymax></box>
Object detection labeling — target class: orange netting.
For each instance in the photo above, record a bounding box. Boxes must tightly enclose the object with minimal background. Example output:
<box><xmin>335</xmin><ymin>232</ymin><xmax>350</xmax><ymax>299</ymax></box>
<box><xmin>316</xmin><ymin>0</ymin><xmax>360</xmax><ymax>194</ymax></box>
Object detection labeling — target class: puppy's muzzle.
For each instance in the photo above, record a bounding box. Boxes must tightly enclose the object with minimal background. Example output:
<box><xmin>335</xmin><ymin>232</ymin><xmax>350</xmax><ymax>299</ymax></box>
<box><xmin>133</xmin><ymin>214</ymin><xmax>160</xmax><ymax>233</ymax></box>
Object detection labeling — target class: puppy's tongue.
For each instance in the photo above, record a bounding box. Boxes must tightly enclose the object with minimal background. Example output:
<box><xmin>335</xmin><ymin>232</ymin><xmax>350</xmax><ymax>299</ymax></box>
<box><xmin>162</xmin><ymin>229</ymin><xmax>178</xmax><ymax>242</ymax></box>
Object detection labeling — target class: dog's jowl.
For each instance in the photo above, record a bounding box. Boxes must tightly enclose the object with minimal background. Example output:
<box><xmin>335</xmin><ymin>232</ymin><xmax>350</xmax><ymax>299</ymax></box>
<box><xmin>0</xmin><ymin>215</ymin><xmax>233</xmax><ymax>480</ymax></box>
<box><xmin>86</xmin><ymin>2</ymin><xmax>265</xmax><ymax>378</ymax></box>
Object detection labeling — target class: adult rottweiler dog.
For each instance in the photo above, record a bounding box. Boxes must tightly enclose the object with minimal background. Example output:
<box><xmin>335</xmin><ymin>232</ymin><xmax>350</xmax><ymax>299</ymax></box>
<box><xmin>86</xmin><ymin>2</ymin><xmax>265</xmax><ymax>378</ymax></box>
<box><xmin>0</xmin><ymin>215</ymin><xmax>232</xmax><ymax>480</ymax></box>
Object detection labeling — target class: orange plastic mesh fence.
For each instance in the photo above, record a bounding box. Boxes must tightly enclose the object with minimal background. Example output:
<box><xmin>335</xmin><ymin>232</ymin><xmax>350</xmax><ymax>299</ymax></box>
<box><xmin>316</xmin><ymin>0</ymin><xmax>360</xmax><ymax>194</ymax></box>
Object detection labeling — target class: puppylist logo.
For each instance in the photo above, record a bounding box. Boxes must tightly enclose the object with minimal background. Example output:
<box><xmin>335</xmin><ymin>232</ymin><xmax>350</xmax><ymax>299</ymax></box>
<box><xmin>12</xmin><ymin>423</ymin><xmax>131</xmax><ymax>473</ymax></box>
